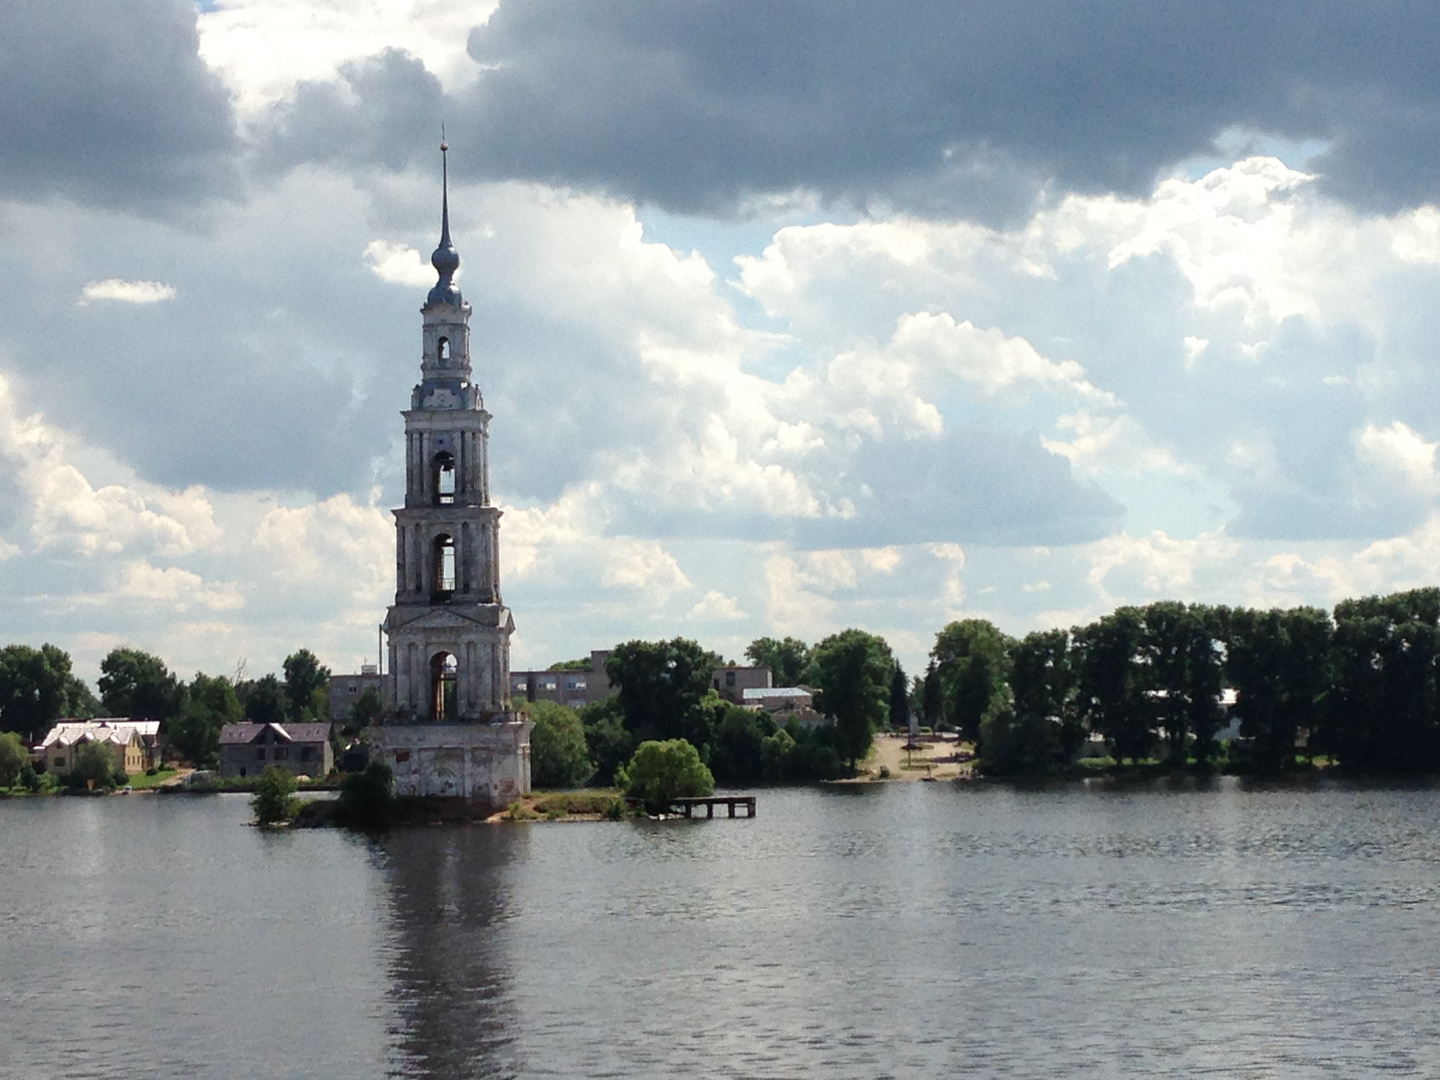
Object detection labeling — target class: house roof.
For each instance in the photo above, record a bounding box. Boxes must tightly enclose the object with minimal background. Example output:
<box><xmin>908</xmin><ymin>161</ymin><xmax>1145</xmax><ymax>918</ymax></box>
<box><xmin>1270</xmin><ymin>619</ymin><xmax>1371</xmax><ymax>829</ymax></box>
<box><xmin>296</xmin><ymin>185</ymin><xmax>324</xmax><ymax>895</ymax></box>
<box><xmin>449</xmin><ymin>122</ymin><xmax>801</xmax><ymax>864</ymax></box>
<box><xmin>743</xmin><ymin>687</ymin><xmax>813</xmax><ymax>701</ymax></box>
<box><xmin>218</xmin><ymin>722</ymin><xmax>332</xmax><ymax>746</ymax></box>
<box><xmin>36</xmin><ymin>719</ymin><xmax>160</xmax><ymax>751</ymax></box>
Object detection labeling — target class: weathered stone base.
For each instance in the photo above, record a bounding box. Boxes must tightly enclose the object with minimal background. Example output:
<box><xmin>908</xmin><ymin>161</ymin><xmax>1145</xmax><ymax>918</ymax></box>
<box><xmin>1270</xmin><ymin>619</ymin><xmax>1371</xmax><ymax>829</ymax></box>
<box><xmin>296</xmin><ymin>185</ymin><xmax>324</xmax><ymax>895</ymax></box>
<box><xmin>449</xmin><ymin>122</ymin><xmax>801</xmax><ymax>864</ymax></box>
<box><xmin>371</xmin><ymin>718</ymin><xmax>532</xmax><ymax>807</ymax></box>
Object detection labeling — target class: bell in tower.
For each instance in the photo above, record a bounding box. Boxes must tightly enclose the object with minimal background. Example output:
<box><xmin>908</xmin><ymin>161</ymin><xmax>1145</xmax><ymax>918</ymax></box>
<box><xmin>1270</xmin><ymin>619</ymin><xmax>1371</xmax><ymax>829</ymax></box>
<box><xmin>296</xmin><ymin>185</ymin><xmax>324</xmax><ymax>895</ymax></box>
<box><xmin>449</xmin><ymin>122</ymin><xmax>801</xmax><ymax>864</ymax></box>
<box><xmin>371</xmin><ymin>142</ymin><xmax>532</xmax><ymax>804</ymax></box>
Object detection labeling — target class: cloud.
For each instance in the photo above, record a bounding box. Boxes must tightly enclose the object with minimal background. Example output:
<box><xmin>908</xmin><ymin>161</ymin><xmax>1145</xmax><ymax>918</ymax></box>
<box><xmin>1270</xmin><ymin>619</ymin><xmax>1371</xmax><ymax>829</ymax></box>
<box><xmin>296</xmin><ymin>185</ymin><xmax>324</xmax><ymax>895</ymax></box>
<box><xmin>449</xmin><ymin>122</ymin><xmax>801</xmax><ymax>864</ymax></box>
<box><xmin>0</xmin><ymin>0</ymin><xmax>237</xmax><ymax>210</ymax></box>
<box><xmin>686</xmin><ymin>590</ymin><xmax>746</xmax><ymax>621</ymax></box>
<box><xmin>198</xmin><ymin>0</ymin><xmax>494</xmax><ymax>114</ymax></box>
<box><xmin>79</xmin><ymin>279</ymin><xmax>177</xmax><ymax>305</ymax></box>
<box><xmin>363</xmin><ymin>240</ymin><xmax>436</xmax><ymax>287</ymax></box>
<box><xmin>231</xmin><ymin>2</ymin><xmax>1440</xmax><ymax>220</ymax></box>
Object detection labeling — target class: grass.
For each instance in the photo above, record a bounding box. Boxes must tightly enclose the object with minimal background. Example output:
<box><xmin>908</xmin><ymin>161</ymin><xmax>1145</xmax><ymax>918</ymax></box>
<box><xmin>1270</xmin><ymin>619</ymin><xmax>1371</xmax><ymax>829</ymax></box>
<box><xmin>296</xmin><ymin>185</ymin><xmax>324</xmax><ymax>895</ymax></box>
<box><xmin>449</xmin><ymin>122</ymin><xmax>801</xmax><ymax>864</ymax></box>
<box><xmin>509</xmin><ymin>789</ymin><xmax>631</xmax><ymax>821</ymax></box>
<box><xmin>124</xmin><ymin>766</ymin><xmax>180</xmax><ymax>790</ymax></box>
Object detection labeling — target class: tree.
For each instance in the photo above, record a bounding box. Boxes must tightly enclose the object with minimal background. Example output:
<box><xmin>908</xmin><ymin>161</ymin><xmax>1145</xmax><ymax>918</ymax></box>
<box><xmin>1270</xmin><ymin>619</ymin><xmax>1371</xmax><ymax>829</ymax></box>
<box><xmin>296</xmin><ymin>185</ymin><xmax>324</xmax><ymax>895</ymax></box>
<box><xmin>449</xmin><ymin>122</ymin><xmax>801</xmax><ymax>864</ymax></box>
<box><xmin>1008</xmin><ymin>629</ymin><xmax>1081</xmax><ymax>762</ymax></box>
<box><xmin>580</xmin><ymin>696</ymin><xmax>633</xmax><ymax>787</ymax></box>
<box><xmin>168</xmin><ymin>673</ymin><xmax>242</xmax><ymax>767</ymax></box>
<box><xmin>334</xmin><ymin>761</ymin><xmax>395</xmax><ymax>828</ymax></box>
<box><xmin>0</xmin><ymin>731</ymin><xmax>27</xmax><ymax>788</ymax></box>
<box><xmin>347</xmin><ymin>686</ymin><xmax>383</xmax><ymax>736</ymax></box>
<box><xmin>888</xmin><ymin>663</ymin><xmax>910</xmax><ymax>732</ymax></box>
<box><xmin>70</xmin><ymin>739</ymin><xmax>119</xmax><ymax>790</ymax></box>
<box><xmin>605</xmin><ymin>638</ymin><xmax>722</xmax><ymax>750</ymax></box>
<box><xmin>0</xmin><ymin>643</ymin><xmax>94</xmax><ymax>741</ymax></box>
<box><xmin>527</xmin><ymin>699</ymin><xmax>594</xmax><ymax>789</ymax></box>
<box><xmin>617</xmin><ymin>739</ymin><xmax>715</xmax><ymax>804</ymax></box>
<box><xmin>808</xmin><ymin>629</ymin><xmax>894</xmax><ymax>766</ymax></box>
<box><xmin>978</xmin><ymin>709</ymin><xmax>1059</xmax><ymax>776</ymax></box>
<box><xmin>238</xmin><ymin>674</ymin><xmax>287</xmax><ymax>725</ymax></box>
<box><xmin>930</xmin><ymin>620</ymin><xmax>1013</xmax><ymax>741</ymax></box>
<box><xmin>282</xmin><ymin>649</ymin><xmax>331</xmax><ymax>720</ymax></box>
<box><xmin>1073</xmin><ymin>608</ymin><xmax>1153</xmax><ymax>764</ymax></box>
<box><xmin>1140</xmin><ymin>602</ymin><xmax>1224</xmax><ymax>768</ymax></box>
<box><xmin>707</xmin><ymin>698</ymin><xmax>775</xmax><ymax>786</ymax></box>
<box><xmin>1327</xmin><ymin>589</ymin><xmax>1437</xmax><ymax>772</ymax></box>
<box><xmin>547</xmin><ymin>658</ymin><xmax>592</xmax><ymax>672</ymax></box>
<box><xmin>921</xmin><ymin>659</ymin><xmax>942</xmax><ymax>729</ymax></box>
<box><xmin>745</xmin><ymin>636</ymin><xmax>812</xmax><ymax>687</ymax></box>
<box><xmin>251</xmin><ymin>765</ymin><xmax>299</xmax><ymax>824</ymax></box>
<box><xmin>98</xmin><ymin>647</ymin><xmax>181</xmax><ymax>720</ymax></box>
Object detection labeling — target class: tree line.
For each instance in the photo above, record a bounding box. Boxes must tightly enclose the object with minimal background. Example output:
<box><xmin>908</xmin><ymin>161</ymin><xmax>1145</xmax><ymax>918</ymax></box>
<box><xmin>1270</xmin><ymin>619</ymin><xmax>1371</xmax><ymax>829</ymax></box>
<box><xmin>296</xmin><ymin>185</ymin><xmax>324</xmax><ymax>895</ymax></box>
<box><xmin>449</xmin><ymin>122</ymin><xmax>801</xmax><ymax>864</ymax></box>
<box><xmin>917</xmin><ymin>587</ymin><xmax>1440</xmax><ymax>777</ymax></box>
<box><xmin>9</xmin><ymin>582</ymin><xmax>1440</xmax><ymax>786</ymax></box>
<box><xmin>0</xmin><ymin>644</ymin><xmax>342</xmax><ymax>769</ymax></box>
<box><xmin>532</xmin><ymin>586</ymin><xmax>1440</xmax><ymax>787</ymax></box>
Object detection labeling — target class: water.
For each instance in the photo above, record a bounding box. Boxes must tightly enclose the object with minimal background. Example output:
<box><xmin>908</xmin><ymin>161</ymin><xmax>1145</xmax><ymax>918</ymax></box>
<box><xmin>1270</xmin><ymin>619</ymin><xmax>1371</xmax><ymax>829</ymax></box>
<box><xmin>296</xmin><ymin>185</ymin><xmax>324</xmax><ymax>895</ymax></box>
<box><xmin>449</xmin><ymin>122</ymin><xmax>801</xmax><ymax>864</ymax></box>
<box><xmin>3</xmin><ymin>780</ymin><xmax>1440</xmax><ymax>1078</ymax></box>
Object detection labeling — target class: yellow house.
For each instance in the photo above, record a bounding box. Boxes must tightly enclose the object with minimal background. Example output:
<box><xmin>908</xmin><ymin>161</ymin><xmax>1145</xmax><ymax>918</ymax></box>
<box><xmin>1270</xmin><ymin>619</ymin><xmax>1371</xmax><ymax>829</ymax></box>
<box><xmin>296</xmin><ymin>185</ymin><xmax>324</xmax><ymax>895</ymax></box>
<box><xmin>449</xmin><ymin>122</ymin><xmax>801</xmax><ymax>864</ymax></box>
<box><xmin>35</xmin><ymin>719</ymin><xmax>162</xmax><ymax>777</ymax></box>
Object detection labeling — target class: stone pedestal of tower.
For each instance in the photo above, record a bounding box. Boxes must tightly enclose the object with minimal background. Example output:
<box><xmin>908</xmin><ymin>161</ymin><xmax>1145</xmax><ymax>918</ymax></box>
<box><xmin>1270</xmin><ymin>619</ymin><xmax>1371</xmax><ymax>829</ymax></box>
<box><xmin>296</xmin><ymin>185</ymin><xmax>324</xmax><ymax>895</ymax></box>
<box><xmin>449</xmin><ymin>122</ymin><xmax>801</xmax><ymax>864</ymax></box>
<box><xmin>370</xmin><ymin>146</ymin><xmax>532</xmax><ymax>806</ymax></box>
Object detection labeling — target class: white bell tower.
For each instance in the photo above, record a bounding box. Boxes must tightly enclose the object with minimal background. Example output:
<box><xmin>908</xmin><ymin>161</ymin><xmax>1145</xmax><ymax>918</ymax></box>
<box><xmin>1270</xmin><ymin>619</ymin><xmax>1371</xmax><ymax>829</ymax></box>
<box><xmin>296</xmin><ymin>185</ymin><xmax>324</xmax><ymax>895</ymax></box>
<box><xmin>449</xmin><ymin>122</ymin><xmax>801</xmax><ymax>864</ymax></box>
<box><xmin>373</xmin><ymin>143</ymin><xmax>530</xmax><ymax>803</ymax></box>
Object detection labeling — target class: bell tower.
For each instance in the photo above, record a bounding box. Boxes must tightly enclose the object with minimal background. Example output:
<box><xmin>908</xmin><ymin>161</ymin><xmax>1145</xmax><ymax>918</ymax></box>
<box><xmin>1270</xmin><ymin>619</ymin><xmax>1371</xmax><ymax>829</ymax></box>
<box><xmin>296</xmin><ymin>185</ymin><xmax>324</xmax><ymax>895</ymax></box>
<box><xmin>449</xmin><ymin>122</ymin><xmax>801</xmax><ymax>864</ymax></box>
<box><xmin>375</xmin><ymin>143</ymin><xmax>529</xmax><ymax>803</ymax></box>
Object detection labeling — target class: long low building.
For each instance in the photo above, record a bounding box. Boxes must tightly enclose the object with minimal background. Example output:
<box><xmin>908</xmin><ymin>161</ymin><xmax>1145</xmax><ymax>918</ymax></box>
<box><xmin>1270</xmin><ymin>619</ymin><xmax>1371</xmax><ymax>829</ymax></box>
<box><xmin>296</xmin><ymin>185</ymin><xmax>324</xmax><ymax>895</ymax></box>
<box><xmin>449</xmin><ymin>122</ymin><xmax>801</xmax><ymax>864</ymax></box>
<box><xmin>34</xmin><ymin>719</ymin><xmax>162</xmax><ymax>777</ymax></box>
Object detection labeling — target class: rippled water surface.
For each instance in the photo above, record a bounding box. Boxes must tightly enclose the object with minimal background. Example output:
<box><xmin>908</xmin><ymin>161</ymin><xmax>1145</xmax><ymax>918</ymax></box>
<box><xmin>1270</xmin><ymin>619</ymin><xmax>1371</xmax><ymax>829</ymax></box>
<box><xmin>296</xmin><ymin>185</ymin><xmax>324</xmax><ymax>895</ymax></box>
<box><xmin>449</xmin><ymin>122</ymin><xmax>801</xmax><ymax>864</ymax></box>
<box><xmin>4</xmin><ymin>780</ymin><xmax>1440</xmax><ymax>1078</ymax></box>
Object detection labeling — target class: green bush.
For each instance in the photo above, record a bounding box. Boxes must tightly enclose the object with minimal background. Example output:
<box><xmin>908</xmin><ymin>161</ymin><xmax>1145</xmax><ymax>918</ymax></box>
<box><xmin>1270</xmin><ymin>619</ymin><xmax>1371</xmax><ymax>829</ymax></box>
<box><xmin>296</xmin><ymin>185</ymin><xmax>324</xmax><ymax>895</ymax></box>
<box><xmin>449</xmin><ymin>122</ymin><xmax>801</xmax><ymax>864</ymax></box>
<box><xmin>70</xmin><ymin>741</ymin><xmax>119</xmax><ymax>790</ymax></box>
<box><xmin>617</xmin><ymin>739</ymin><xmax>715</xmax><ymax>805</ymax></box>
<box><xmin>145</xmin><ymin>766</ymin><xmax>158</xmax><ymax>777</ymax></box>
<box><xmin>0</xmin><ymin>732</ymin><xmax>27</xmax><ymax>788</ymax></box>
<box><xmin>18</xmin><ymin>764</ymin><xmax>39</xmax><ymax>792</ymax></box>
<box><xmin>333</xmin><ymin>760</ymin><xmax>395</xmax><ymax>829</ymax></box>
<box><xmin>251</xmin><ymin>765</ymin><xmax>299</xmax><ymax>824</ymax></box>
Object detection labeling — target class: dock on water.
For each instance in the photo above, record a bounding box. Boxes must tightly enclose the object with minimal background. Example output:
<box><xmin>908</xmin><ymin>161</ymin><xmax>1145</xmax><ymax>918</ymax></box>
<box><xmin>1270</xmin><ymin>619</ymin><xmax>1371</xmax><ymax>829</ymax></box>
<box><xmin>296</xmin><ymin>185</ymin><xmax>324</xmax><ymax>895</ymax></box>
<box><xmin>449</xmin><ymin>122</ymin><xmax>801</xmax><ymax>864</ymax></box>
<box><xmin>648</xmin><ymin>795</ymin><xmax>757</xmax><ymax>819</ymax></box>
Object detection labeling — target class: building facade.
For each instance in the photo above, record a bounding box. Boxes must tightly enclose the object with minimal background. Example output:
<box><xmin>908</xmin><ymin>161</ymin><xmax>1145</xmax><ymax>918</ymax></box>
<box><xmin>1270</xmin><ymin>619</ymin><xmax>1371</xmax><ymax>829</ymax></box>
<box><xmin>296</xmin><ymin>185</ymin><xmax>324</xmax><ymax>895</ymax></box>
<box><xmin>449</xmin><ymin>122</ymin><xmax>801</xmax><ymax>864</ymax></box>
<box><xmin>508</xmin><ymin>650</ymin><xmax>773</xmax><ymax>710</ymax></box>
<box><xmin>218</xmin><ymin>722</ymin><xmax>334</xmax><ymax>779</ymax></box>
<box><xmin>371</xmin><ymin>145</ymin><xmax>532</xmax><ymax>804</ymax></box>
<box><xmin>34</xmin><ymin>719</ymin><xmax>161</xmax><ymax>777</ymax></box>
<box><xmin>328</xmin><ymin>666</ymin><xmax>384</xmax><ymax>723</ymax></box>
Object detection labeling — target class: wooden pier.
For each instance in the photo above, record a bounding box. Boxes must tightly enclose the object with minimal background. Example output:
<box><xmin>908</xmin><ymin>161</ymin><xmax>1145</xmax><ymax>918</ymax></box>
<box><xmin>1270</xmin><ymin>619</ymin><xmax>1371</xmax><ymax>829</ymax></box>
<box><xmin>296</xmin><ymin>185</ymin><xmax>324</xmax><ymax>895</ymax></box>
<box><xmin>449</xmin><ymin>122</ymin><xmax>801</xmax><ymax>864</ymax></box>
<box><xmin>649</xmin><ymin>795</ymin><xmax>756</xmax><ymax>819</ymax></box>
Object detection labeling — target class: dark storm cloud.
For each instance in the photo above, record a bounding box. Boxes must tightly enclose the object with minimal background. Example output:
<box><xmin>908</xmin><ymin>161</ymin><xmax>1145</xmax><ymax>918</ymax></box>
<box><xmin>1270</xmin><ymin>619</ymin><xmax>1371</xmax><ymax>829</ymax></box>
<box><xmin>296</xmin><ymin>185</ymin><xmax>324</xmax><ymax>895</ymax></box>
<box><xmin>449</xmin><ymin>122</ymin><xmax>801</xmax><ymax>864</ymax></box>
<box><xmin>0</xmin><ymin>0</ymin><xmax>237</xmax><ymax>210</ymax></box>
<box><xmin>439</xmin><ymin>0</ymin><xmax>1440</xmax><ymax>218</ymax></box>
<box><xmin>258</xmin><ymin>50</ymin><xmax>444</xmax><ymax>173</ymax></box>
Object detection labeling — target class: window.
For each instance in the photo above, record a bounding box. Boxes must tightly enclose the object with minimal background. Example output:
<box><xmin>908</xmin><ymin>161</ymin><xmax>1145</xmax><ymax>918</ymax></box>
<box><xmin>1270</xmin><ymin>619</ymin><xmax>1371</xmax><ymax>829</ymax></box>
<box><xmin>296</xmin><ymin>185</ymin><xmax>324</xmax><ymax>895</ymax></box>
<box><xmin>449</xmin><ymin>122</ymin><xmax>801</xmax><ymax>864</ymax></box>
<box><xmin>53</xmin><ymin>757</ymin><xmax>64</xmax><ymax>768</ymax></box>
<box><xmin>255</xmin><ymin>747</ymin><xmax>266</xmax><ymax>760</ymax></box>
<box><xmin>348</xmin><ymin>683</ymin><xmax>358</xmax><ymax>694</ymax></box>
<box><xmin>300</xmin><ymin>747</ymin><xmax>315</xmax><ymax>761</ymax></box>
<box><xmin>395</xmin><ymin>751</ymin><xmax>410</xmax><ymax>764</ymax></box>
<box><xmin>726</xmin><ymin>671</ymin><xmax>736</xmax><ymax>687</ymax></box>
<box><xmin>273</xmin><ymin>747</ymin><xmax>289</xmax><ymax>760</ymax></box>
<box><xmin>438</xmin><ymin>336</ymin><xmax>450</xmax><ymax>361</ymax></box>
<box><xmin>566</xmin><ymin>677</ymin><xmax>586</xmax><ymax>691</ymax></box>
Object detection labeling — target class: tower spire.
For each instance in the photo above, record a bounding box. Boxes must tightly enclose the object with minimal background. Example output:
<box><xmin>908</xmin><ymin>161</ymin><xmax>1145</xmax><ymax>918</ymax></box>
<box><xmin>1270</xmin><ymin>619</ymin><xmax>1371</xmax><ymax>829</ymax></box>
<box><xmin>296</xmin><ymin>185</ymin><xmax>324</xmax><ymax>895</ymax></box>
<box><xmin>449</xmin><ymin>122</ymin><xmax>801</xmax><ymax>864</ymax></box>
<box><xmin>440</xmin><ymin>132</ymin><xmax>452</xmax><ymax>248</ymax></box>
<box><xmin>427</xmin><ymin>136</ymin><xmax>462</xmax><ymax>307</ymax></box>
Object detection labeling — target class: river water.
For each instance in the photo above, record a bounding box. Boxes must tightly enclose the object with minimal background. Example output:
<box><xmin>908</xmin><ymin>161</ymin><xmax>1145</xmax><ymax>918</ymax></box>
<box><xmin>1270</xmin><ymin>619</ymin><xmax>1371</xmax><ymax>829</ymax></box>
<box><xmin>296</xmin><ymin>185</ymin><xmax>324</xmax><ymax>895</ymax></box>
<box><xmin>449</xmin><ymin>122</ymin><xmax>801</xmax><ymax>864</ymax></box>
<box><xmin>3</xmin><ymin>779</ymin><xmax>1440</xmax><ymax>1078</ymax></box>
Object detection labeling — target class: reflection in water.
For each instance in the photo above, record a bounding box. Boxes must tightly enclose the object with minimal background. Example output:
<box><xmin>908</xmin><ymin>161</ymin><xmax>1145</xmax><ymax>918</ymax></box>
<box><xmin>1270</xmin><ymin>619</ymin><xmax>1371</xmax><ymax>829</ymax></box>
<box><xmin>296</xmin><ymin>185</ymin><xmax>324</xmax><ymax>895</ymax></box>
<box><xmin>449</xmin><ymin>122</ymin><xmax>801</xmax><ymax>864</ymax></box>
<box><xmin>379</xmin><ymin>827</ymin><xmax>530</xmax><ymax>1079</ymax></box>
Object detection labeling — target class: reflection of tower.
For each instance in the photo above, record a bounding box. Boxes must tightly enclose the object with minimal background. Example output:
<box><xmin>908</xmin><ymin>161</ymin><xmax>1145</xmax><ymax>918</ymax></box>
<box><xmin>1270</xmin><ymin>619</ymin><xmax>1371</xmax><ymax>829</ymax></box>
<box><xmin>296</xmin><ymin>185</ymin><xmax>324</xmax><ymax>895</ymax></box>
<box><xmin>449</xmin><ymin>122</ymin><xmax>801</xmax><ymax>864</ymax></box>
<box><xmin>373</xmin><ymin>143</ymin><xmax>531</xmax><ymax>803</ymax></box>
<box><xmin>379</xmin><ymin>828</ymin><xmax>526</xmax><ymax>1076</ymax></box>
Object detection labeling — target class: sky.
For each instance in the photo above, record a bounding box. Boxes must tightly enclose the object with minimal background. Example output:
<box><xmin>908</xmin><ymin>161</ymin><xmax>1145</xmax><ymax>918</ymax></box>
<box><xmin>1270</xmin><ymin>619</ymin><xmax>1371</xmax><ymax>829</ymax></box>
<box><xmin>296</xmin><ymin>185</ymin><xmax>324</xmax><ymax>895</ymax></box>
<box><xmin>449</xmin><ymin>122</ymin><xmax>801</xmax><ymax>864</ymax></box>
<box><xmin>6</xmin><ymin>0</ymin><xmax>1440</xmax><ymax>685</ymax></box>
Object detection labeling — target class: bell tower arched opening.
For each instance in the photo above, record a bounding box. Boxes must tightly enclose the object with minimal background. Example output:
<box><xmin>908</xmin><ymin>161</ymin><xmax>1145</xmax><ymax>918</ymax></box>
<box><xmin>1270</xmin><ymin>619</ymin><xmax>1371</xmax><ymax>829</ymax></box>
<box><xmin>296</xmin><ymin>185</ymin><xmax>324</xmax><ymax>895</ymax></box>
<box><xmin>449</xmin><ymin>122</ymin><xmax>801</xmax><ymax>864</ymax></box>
<box><xmin>430</xmin><ymin>651</ymin><xmax>458</xmax><ymax>720</ymax></box>
<box><xmin>433</xmin><ymin>452</ymin><xmax>455</xmax><ymax>505</ymax></box>
<box><xmin>431</xmin><ymin>533</ymin><xmax>455</xmax><ymax>602</ymax></box>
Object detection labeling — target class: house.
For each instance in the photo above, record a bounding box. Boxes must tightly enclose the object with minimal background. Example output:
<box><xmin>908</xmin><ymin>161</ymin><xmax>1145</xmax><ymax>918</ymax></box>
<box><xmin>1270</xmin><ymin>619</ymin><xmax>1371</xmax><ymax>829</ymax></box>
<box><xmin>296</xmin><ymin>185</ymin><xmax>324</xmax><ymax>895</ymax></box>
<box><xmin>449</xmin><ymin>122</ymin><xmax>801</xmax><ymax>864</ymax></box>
<box><xmin>35</xmin><ymin>719</ymin><xmax>162</xmax><ymax>777</ymax></box>
<box><xmin>218</xmin><ymin>722</ymin><xmax>334</xmax><ymax>779</ymax></box>
<box><xmin>743</xmin><ymin>687</ymin><xmax>826</xmax><ymax>728</ymax></box>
